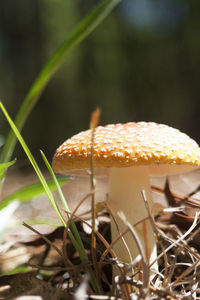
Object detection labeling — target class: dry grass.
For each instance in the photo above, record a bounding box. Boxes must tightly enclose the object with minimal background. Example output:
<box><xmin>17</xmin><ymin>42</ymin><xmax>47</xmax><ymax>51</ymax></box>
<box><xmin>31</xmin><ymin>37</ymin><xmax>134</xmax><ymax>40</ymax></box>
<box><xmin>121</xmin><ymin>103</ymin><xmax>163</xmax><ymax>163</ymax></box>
<box><xmin>1</xmin><ymin>182</ymin><xmax>200</xmax><ymax>300</ymax></box>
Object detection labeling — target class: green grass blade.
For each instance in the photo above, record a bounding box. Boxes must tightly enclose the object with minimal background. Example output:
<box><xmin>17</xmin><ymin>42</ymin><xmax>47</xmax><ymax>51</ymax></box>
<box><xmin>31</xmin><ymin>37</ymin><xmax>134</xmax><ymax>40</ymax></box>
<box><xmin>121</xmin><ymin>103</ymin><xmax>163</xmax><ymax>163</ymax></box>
<box><xmin>40</xmin><ymin>151</ymin><xmax>71</xmax><ymax>213</ymax></box>
<box><xmin>0</xmin><ymin>102</ymin><xmax>101</xmax><ymax>293</ymax></box>
<box><xmin>0</xmin><ymin>159</ymin><xmax>16</xmax><ymax>178</ymax></box>
<box><xmin>40</xmin><ymin>150</ymin><xmax>102</xmax><ymax>293</ymax></box>
<box><xmin>0</xmin><ymin>0</ymin><xmax>121</xmax><ymax>165</ymax></box>
<box><xmin>0</xmin><ymin>101</ymin><xmax>66</xmax><ymax>227</ymax></box>
<box><xmin>2</xmin><ymin>266</ymin><xmax>31</xmax><ymax>276</ymax></box>
<box><xmin>40</xmin><ymin>151</ymin><xmax>87</xmax><ymax>254</ymax></box>
<box><xmin>0</xmin><ymin>176</ymin><xmax>69</xmax><ymax>210</ymax></box>
<box><xmin>24</xmin><ymin>219</ymin><xmax>60</xmax><ymax>227</ymax></box>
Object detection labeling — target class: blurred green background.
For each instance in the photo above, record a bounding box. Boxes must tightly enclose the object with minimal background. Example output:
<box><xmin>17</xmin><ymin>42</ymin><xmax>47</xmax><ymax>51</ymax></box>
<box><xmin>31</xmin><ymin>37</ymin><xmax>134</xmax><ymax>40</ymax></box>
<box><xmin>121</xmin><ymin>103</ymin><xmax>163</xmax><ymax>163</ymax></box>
<box><xmin>0</xmin><ymin>0</ymin><xmax>200</xmax><ymax>164</ymax></box>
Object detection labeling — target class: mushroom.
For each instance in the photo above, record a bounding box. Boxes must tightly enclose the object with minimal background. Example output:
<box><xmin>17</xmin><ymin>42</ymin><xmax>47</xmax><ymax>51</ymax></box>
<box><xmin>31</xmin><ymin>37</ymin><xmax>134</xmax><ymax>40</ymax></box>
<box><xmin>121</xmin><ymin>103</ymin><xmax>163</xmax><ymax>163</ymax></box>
<box><xmin>52</xmin><ymin>122</ymin><xmax>200</xmax><ymax>276</ymax></box>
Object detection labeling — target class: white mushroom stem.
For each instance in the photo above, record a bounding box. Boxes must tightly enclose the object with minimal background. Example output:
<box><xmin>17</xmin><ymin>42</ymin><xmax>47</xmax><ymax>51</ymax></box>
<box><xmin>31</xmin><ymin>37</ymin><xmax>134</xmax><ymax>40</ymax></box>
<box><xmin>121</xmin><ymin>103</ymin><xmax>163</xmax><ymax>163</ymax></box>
<box><xmin>107</xmin><ymin>166</ymin><xmax>157</xmax><ymax>276</ymax></box>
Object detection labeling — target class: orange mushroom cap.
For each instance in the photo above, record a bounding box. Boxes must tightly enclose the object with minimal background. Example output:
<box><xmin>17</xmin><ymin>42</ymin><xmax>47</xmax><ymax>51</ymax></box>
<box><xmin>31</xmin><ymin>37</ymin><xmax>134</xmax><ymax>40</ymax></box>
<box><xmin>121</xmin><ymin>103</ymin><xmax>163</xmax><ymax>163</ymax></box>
<box><xmin>52</xmin><ymin>122</ymin><xmax>200</xmax><ymax>174</ymax></box>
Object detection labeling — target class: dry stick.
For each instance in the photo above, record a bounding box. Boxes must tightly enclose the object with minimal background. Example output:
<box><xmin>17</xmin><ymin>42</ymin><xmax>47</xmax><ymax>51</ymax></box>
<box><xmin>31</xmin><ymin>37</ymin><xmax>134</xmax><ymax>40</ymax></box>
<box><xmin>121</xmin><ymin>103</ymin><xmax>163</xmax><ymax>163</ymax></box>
<box><xmin>184</xmin><ymin>228</ymin><xmax>200</xmax><ymax>298</ymax></box>
<box><xmin>170</xmin><ymin>259</ymin><xmax>200</xmax><ymax>288</ymax></box>
<box><xmin>141</xmin><ymin>189</ymin><xmax>160</xmax><ymax>281</ymax></box>
<box><xmin>167</xmin><ymin>237</ymin><xmax>199</xmax><ymax>290</ymax></box>
<box><xmin>27</xmin><ymin>264</ymin><xmax>84</xmax><ymax>272</ymax></box>
<box><xmin>159</xmin><ymin>241</ymin><xmax>169</xmax><ymax>287</ymax></box>
<box><xmin>28</xmin><ymin>264</ymin><xmax>69</xmax><ymax>272</ymax></box>
<box><xmin>179</xmin><ymin>268</ymin><xmax>200</xmax><ymax>285</ymax></box>
<box><xmin>23</xmin><ymin>222</ymin><xmax>66</xmax><ymax>262</ymax></box>
<box><xmin>23</xmin><ymin>223</ymin><xmax>85</xmax><ymax>287</ymax></box>
<box><xmin>109</xmin><ymin>276</ymin><xmax>183</xmax><ymax>300</ymax></box>
<box><xmin>62</xmin><ymin>222</ymin><xmax>74</xmax><ymax>269</ymax></box>
<box><xmin>63</xmin><ymin>215</ymin><xmax>95</xmax><ymax>297</ymax></box>
<box><xmin>63</xmin><ymin>189</ymin><xmax>151</xmax><ymax>298</ymax></box>
<box><xmin>141</xmin><ymin>189</ymin><xmax>158</xmax><ymax>235</ymax></box>
<box><xmin>118</xmin><ymin>211</ymin><xmax>149</xmax><ymax>290</ymax></box>
<box><xmin>124</xmin><ymin>254</ymin><xmax>142</xmax><ymax>275</ymax></box>
<box><xmin>62</xmin><ymin>191</ymin><xmax>94</xmax><ymax>265</ymax></box>
<box><xmin>187</xmin><ymin>253</ymin><xmax>198</xmax><ymax>299</ymax></box>
<box><xmin>89</xmin><ymin>108</ymin><xmax>101</xmax><ymax>285</ymax></box>
<box><xmin>186</xmin><ymin>225</ymin><xmax>200</xmax><ymax>244</ymax></box>
<box><xmin>157</xmin><ymin>223</ymin><xmax>200</xmax><ymax>263</ymax></box>
<box><xmin>29</xmin><ymin>261</ymin><xmax>109</xmax><ymax>273</ymax></box>
<box><xmin>175</xmin><ymin>247</ymin><xmax>198</xmax><ymax>296</ymax></box>
<box><xmin>141</xmin><ymin>188</ymin><xmax>200</xmax><ymax>291</ymax></box>
<box><xmin>97</xmin><ymin>210</ymin><xmax>131</xmax><ymax>298</ymax></box>
<box><xmin>149</xmin><ymin>286</ymin><xmax>186</xmax><ymax>299</ymax></box>
<box><xmin>151</xmin><ymin>184</ymin><xmax>200</xmax><ymax>208</ymax></box>
<box><xmin>98</xmin><ymin>216</ymin><xmax>149</xmax><ymax>271</ymax></box>
<box><xmin>109</xmin><ymin>213</ymin><xmax>135</xmax><ymax>298</ymax></box>
<box><xmin>38</xmin><ymin>243</ymin><xmax>51</xmax><ymax>271</ymax></box>
<box><xmin>165</xmin><ymin>251</ymin><xmax>178</xmax><ymax>287</ymax></box>
<box><xmin>96</xmin><ymin>203</ymin><xmax>133</xmax><ymax>295</ymax></box>
<box><xmin>110</xmin><ymin>208</ymin><xmax>134</xmax><ymax>269</ymax></box>
<box><xmin>65</xmin><ymin>191</ymin><xmax>94</xmax><ymax>238</ymax></box>
<box><xmin>71</xmin><ymin>191</ymin><xmax>94</xmax><ymax>218</ymax></box>
<box><xmin>64</xmin><ymin>210</ymin><xmax>131</xmax><ymax>299</ymax></box>
<box><xmin>143</xmin><ymin>219</ymin><xmax>150</xmax><ymax>265</ymax></box>
<box><xmin>149</xmin><ymin>186</ymin><xmax>200</xmax><ymax>271</ymax></box>
<box><xmin>89</xmin><ymin>296</ymin><xmax>123</xmax><ymax>300</ymax></box>
<box><xmin>150</xmin><ymin>211</ymin><xmax>200</xmax><ymax>271</ymax></box>
<box><xmin>64</xmin><ymin>209</ymin><xmax>118</xmax><ymax>258</ymax></box>
<box><xmin>181</xmin><ymin>237</ymin><xmax>200</xmax><ymax>261</ymax></box>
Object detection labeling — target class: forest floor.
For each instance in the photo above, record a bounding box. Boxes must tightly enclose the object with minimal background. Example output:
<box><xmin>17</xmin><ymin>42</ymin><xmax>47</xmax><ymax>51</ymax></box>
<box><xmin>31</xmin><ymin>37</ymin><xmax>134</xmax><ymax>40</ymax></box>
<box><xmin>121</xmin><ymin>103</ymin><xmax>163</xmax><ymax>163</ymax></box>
<box><xmin>0</xmin><ymin>166</ymin><xmax>200</xmax><ymax>299</ymax></box>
